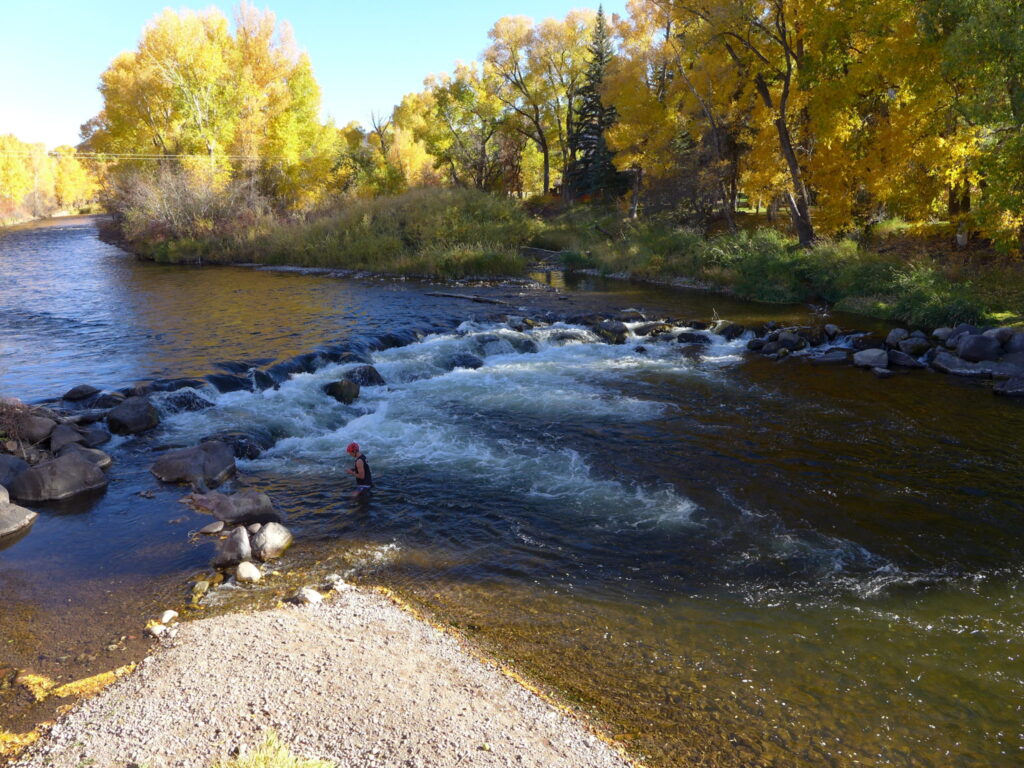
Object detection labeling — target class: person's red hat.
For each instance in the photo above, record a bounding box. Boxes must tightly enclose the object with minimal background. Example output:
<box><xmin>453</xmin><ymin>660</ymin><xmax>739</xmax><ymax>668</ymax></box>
<box><xmin>346</xmin><ymin>442</ymin><xmax>360</xmax><ymax>454</ymax></box>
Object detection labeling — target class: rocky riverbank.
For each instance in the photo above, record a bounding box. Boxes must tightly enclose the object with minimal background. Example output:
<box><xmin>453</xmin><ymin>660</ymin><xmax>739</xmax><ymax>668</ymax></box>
<box><xmin>12</xmin><ymin>583</ymin><xmax>634</xmax><ymax>768</ymax></box>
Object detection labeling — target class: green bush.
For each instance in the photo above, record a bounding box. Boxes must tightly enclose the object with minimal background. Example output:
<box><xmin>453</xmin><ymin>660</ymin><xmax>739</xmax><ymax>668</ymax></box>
<box><xmin>888</xmin><ymin>263</ymin><xmax>986</xmax><ymax>326</ymax></box>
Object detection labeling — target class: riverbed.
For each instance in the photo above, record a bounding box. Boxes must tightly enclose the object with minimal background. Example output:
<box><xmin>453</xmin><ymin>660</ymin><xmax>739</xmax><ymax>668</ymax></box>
<box><xmin>1</xmin><ymin>216</ymin><xmax>1022</xmax><ymax>766</ymax></box>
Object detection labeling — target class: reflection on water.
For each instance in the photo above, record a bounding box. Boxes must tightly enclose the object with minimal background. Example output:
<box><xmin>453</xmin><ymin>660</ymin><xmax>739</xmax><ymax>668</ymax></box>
<box><xmin>1</xmin><ymin>217</ymin><xmax>1023</xmax><ymax>767</ymax></box>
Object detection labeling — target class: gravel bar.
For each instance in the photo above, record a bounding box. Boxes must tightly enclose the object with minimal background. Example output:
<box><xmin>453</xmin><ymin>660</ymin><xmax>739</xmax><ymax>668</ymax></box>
<box><xmin>15</xmin><ymin>586</ymin><xmax>635</xmax><ymax>768</ymax></box>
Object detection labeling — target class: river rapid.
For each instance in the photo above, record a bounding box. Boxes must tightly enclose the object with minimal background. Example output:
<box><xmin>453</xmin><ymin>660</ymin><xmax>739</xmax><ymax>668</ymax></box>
<box><xmin>1</xmin><ymin>217</ymin><xmax>1022</xmax><ymax>766</ymax></box>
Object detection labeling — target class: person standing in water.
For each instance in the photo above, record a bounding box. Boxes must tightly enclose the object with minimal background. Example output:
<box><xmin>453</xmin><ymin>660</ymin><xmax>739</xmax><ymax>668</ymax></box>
<box><xmin>346</xmin><ymin>442</ymin><xmax>373</xmax><ymax>494</ymax></box>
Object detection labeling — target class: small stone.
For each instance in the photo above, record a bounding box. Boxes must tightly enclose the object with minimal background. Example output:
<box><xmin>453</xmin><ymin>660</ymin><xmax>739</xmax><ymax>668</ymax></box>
<box><xmin>236</xmin><ymin>561</ymin><xmax>261</xmax><ymax>584</ymax></box>
<box><xmin>291</xmin><ymin>587</ymin><xmax>322</xmax><ymax>605</ymax></box>
<box><xmin>872</xmin><ymin>367</ymin><xmax>895</xmax><ymax>379</ymax></box>
<box><xmin>199</xmin><ymin>520</ymin><xmax>224</xmax><ymax>535</ymax></box>
<box><xmin>160</xmin><ymin>610</ymin><xmax>178</xmax><ymax>625</ymax></box>
<box><xmin>146</xmin><ymin>623</ymin><xmax>167</xmax><ymax>638</ymax></box>
<box><xmin>247</xmin><ymin>523</ymin><xmax>262</xmax><ymax>534</ymax></box>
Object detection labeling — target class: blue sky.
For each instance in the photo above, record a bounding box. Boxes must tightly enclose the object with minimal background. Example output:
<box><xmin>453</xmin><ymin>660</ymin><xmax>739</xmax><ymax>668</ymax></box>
<box><xmin>1</xmin><ymin>0</ymin><xmax>625</xmax><ymax>149</ymax></box>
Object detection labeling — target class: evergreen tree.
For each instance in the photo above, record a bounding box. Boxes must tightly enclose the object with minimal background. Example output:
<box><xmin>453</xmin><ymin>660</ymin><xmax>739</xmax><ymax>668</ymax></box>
<box><xmin>564</xmin><ymin>6</ymin><xmax>629</xmax><ymax>202</ymax></box>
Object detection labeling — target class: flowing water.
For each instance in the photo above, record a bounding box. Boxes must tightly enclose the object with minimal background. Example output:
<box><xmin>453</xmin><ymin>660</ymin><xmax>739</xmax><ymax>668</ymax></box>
<box><xmin>1</xmin><ymin>217</ymin><xmax>1022</xmax><ymax>766</ymax></box>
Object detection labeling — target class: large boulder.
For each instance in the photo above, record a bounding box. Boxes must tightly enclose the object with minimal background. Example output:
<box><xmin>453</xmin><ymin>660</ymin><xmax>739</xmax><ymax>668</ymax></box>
<box><xmin>8</xmin><ymin>452</ymin><xmax>107</xmax><ymax>502</ymax></box>
<box><xmin>92</xmin><ymin>392</ymin><xmax>126</xmax><ymax>409</ymax></box>
<box><xmin>0</xmin><ymin>486</ymin><xmax>38</xmax><ymax>540</ymax></box>
<box><xmin>251</xmin><ymin>522</ymin><xmax>293</xmax><ymax>561</ymax></box>
<box><xmin>853</xmin><ymin>349</ymin><xmax>888</xmax><ymax>368</ymax></box>
<box><xmin>932</xmin><ymin>327</ymin><xmax>954</xmax><ymax>342</ymax></box>
<box><xmin>634</xmin><ymin>322</ymin><xmax>675</xmax><ymax>337</ymax></box>
<box><xmin>49</xmin><ymin>424</ymin><xmax>85</xmax><ymax>453</ymax></box>
<box><xmin>151</xmin><ymin>441</ymin><xmax>235</xmax><ymax>490</ymax></box>
<box><xmin>713</xmin><ymin>321</ymin><xmax>745</xmax><ymax>341</ymax></box>
<box><xmin>343</xmin><ymin>365</ymin><xmax>386</xmax><ymax>387</ymax></box>
<box><xmin>107</xmin><ymin>397</ymin><xmax>160</xmax><ymax>435</ymax></box>
<box><xmin>898</xmin><ymin>337</ymin><xmax>931</xmax><ymax>357</ymax></box>
<box><xmin>212</xmin><ymin>526</ymin><xmax>252</xmax><ymax>568</ymax></box>
<box><xmin>324</xmin><ymin>380</ymin><xmax>360</xmax><ymax>404</ymax></box>
<box><xmin>57</xmin><ymin>443</ymin><xmax>113</xmax><ymax>470</ymax></box>
<box><xmin>994</xmin><ymin>376</ymin><xmax>1024</xmax><ymax>397</ymax></box>
<box><xmin>956</xmin><ymin>333</ymin><xmax>1001</xmax><ymax>363</ymax></box>
<box><xmin>885</xmin><ymin>328</ymin><xmax>910</xmax><ymax>347</ymax></box>
<box><xmin>62</xmin><ymin>384</ymin><xmax>100</xmax><ymax>402</ymax></box>
<box><xmin>595</xmin><ymin>320</ymin><xmax>629</xmax><ymax>344</ymax></box>
<box><xmin>888</xmin><ymin>350</ymin><xmax>926</xmax><ymax>369</ymax></box>
<box><xmin>0</xmin><ymin>455</ymin><xmax>29</xmax><ymax>487</ymax></box>
<box><xmin>16</xmin><ymin>413</ymin><xmax>57</xmax><ymax>445</ymax></box>
<box><xmin>776</xmin><ymin>331</ymin><xmax>804</xmax><ymax>351</ymax></box>
<box><xmin>1006</xmin><ymin>332</ymin><xmax>1024</xmax><ymax>354</ymax></box>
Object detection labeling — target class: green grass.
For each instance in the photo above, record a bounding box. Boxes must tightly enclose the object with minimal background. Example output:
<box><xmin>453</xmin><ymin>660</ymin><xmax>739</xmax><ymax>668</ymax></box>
<box><xmin>211</xmin><ymin>732</ymin><xmax>334</xmax><ymax>768</ymax></box>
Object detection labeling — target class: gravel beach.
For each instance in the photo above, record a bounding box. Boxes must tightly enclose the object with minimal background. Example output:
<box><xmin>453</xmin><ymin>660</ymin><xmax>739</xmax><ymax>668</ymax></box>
<box><xmin>14</xmin><ymin>585</ymin><xmax>635</xmax><ymax>768</ymax></box>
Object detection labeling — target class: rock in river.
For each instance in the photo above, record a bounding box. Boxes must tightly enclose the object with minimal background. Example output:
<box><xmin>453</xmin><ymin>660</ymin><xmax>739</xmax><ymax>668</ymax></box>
<box><xmin>57</xmin><ymin>443</ymin><xmax>113</xmax><ymax>470</ymax></box>
<box><xmin>62</xmin><ymin>384</ymin><xmax>101</xmax><ymax>402</ymax></box>
<box><xmin>107</xmin><ymin>396</ymin><xmax>160</xmax><ymax>435</ymax></box>
<box><xmin>49</xmin><ymin>424</ymin><xmax>85</xmax><ymax>453</ymax></box>
<box><xmin>853</xmin><ymin>349</ymin><xmax>888</xmax><ymax>368</ymax></box>
<box><xmin>16</xmin><ymin>413</ymin><xmax>57</xmax><ymax>445</ymax></box>
<box><xmin>343</xmin><ymin>365</ymin><xmax>386</xmax><ymax>387</ymax></box>
<box><xmin>0</xmin><ymin>455</ymin><xmax>29</xmax><ymax>487</ymax></box>
<box><xmin>188</xmin><ymin>489</ymin><xmax>281</xmax><ymax>525</ymax></box>
<box><xmin>236</xmin><ymin>561</ymin><xmax>261</xmax><ymax>583</ymax></box>
<box><xmin>252</xmin><ymin>522</ymin><xmax>293</xmax><ymax>561</ymax></box>
<box><xmin>212</xmin><ymin>526</ymin><xmax>252</xmax><ymax>568</ymax></box>
<box><xmin>151</xmin><ymin>441</ymin><xmax>235</xmax><ymax>491</ymax></box>
<box><xmin>994</xmin><ymin>376</ymin><xmax>1024</xmax><ymax>397</ymax></box>
<box><xmin>0</xmin><ymin>485</ymin><xmax>38</xmax><ymax>539</ymax></box>
<box><xmin>324</xmin><ymin>379</ymin><xmax>360</xmax><ymax>404</ymax></box>
<box><xmin>956</xmin><ymin>333</ymin><xmax>1000</xmax><ymax>363</ymax></box>
<box><xmin>8</xmin><ymin>452</ymin><xmax>108</xmax><ymax>502</ymax></box>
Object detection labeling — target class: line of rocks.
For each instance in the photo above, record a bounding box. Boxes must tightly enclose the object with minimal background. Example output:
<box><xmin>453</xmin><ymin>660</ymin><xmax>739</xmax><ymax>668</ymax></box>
<box><xmin>744</xmin><ymin>319</ymin><xmax>1024</xmax><ymax>395</ymax></box>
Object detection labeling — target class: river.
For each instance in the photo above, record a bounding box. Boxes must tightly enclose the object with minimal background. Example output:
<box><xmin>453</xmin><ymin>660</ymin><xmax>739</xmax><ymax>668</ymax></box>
<box><xmin>1</xmin><ymin>216</ymin><xmax>1022</xmax><ymax>766</ymax></box>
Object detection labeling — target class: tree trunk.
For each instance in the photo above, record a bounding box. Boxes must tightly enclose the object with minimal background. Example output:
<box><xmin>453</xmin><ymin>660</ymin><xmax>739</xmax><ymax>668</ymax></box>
<box><xmin>629</xmin><ymin>167</ymin><xmax>642</xmax><ymax>219</ymax></box>
<box><xmin>773</xmin><ymin>116</ymin><xmax>814</xmax><ymax>246</ymax></box>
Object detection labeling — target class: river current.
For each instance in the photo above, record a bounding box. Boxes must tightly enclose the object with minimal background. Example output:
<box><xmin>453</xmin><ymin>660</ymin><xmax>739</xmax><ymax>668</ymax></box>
<box><xmin>1</xmin><ymin>217</ymin><xmax>1022</xmax><ymax>766</ymax></box>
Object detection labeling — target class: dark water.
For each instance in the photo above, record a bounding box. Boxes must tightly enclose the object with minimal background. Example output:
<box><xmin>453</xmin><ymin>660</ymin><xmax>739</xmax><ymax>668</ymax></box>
<box><xmin>1</xmin><ymin>217</ymin><xmax>1023</xmax><ymax>766</ymax></box>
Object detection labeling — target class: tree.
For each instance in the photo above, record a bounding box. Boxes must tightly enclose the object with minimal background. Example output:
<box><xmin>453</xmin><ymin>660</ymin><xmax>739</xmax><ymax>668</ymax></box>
<box><xmin>564</xmin><ymin>7</ymin><xmax>629</xmax><ymax>203</ymax></box>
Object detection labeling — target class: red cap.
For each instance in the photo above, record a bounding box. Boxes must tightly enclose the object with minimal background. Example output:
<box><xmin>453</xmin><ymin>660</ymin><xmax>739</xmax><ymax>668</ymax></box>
<box><xmin>346</xmin><ymin>442</ymin><xmax>360</xmax><ymax>454</ymax></box>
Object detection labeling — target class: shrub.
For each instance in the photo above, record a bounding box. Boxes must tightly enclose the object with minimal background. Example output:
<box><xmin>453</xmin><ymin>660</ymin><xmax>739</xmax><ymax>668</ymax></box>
<box><xmin>888</xmin><ymin>262</ymin><xmax>986</xmax><ymax>326</ymax></box>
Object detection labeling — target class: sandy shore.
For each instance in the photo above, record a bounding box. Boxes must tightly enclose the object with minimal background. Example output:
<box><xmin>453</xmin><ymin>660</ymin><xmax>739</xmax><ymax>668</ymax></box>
<box><xmin>14</xmin><ymin>585</ymin><xmax>635</xmax><ymax>768</ymax></box>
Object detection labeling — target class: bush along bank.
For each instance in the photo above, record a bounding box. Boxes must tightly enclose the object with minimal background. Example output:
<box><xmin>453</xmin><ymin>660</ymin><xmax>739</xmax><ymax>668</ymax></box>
<box><xmin>535</xmin><ymin>219</ymin><xmax>1023</xmax><ymax>330</ymax></box>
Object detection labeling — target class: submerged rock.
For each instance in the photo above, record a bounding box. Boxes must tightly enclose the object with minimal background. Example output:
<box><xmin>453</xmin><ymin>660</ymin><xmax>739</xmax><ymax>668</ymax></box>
<box><xmin>201</xmin><ymin>430</ymin><xmax>274</xmax><ymax>460</ymax></box>
<box><xmin>107</xmin><ymin>397</ymin><xmax>160</xmax><ymax>435</ymax></box>
<box><xmin>188</xmin><ymin>489</ymin><xmax>281</xmax><ymax>525</ymax></box>
<box><xmin>151</xmin><ymin>441</ymin><xmax>235</xmax><ymax>491</ymax></box>
<box><xmin>811</xmin><ymin>350</ymin><xmax>849</xmax><ymax>365</ymax></box>
<box><xmin>595</xmin><ymin>320</ymin><xmax>629</xmax><ymax>344</ymax></box>
<box><xmin>994</xmin><ymin>376</ymin><xmax>1024</xmax><ymax>397</ymax></box>
<box><xmin>161</xmin><ymin>390</ymin><xmax>215</xmax><ymax>413</ymax></box>
<box><xmin>8</xmin><ymin>452</ymin><xmax>108</xmax><ymax>502</ymax></box>
<box><xmin>446</xmin><ymin>353</ymin><xmax>484</xmax><ymax>371</ymax></box>
<box><xmin>713</xmin><ymin>321</ymin><xmax>745</xmax><ymax>341</ymax></box>
<box><xmin>677</xmin><ymin>332</ymin><xmax>712</xmax><ymax>346</ymax></box>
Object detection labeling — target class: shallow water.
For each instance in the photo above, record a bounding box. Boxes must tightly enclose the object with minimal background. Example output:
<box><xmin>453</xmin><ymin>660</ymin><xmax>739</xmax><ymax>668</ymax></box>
<box><xmin>1</xmin><ymin>217</ymin><xmax>1022</xmax><ymax>766</ymax></box>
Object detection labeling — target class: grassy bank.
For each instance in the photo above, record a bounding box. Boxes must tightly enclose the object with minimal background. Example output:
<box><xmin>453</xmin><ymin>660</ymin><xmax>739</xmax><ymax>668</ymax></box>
<box><xmin>133</xmin><ymin>188</ymin><xmax>540</xmax><ymax>280</ymax></box>
<box><xmin>124</xmin><ymin>188</ymin><xmax>1023</xmax><ymax>327</ymax></box>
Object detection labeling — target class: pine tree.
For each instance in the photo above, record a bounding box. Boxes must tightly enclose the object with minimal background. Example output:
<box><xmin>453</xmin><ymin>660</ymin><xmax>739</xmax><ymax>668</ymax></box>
<box><xmin>564</xmin><ymin>6</ymin><xmax>629</xmax><ymax>202</ymax></box>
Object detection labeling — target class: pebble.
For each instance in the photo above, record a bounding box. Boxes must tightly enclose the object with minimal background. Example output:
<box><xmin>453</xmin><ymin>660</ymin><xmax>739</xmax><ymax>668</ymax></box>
<box><xmin>146</xmin><ymin>623</ymin><xmax>167</xmax><ymax>638</ymax></box>
<box><xmin>160</xmin><ymin>610</ymin><xmax>179</xmax><ymax>625</ymax></box>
